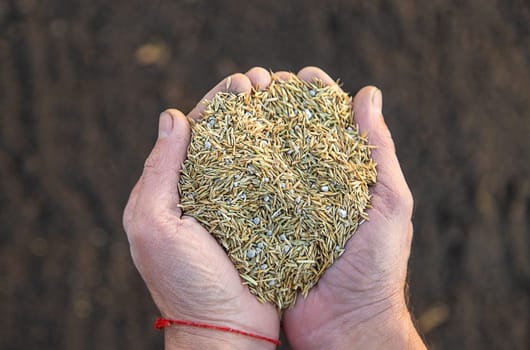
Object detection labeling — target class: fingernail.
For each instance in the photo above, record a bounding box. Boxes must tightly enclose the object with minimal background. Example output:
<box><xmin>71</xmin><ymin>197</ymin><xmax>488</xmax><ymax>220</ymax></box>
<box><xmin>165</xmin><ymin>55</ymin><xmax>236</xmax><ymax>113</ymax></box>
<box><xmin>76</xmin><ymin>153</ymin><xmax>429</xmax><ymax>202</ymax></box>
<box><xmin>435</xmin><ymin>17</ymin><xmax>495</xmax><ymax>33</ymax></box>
<box><xmin>371</xmin><ymin>88</ymin><xmax>382</xmax><ymax>113</ymax></box>
<box><xmin>158</xmin><ymin>112</ymin><xmax>173</xmax><ymax>138</ymax></box>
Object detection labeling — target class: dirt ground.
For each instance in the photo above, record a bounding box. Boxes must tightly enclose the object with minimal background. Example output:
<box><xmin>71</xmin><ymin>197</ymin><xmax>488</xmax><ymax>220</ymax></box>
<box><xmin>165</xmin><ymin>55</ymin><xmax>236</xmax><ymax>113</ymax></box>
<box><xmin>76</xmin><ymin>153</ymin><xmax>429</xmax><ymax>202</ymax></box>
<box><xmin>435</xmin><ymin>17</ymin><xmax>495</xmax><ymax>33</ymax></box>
<box><xmin>1</xmin><ymin>1</ymin><xmax>528</xmax><ymax>349</ymax></box>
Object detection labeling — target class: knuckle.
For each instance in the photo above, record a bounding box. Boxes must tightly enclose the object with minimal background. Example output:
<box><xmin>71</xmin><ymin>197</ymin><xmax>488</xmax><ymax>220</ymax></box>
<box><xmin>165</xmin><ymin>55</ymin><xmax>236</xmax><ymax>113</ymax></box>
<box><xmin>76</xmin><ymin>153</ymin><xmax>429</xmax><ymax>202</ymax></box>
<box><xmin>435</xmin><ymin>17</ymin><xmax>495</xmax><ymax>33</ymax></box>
<box><xmin>135</xmin><ymin>209</ymin><xmax>166</xmax><ymax>235</ymax></box>
<box><xmin>122</xmin><ymin>192</ymin><xmax>138</xmax><ymax>234</ymax></box>
<box><xmin>128</xmin><ymin>213</ymin><xmax>163</xmax><ymax>246</ymax></box>
<box><xmin>399</xmin><ymin>188</ymin><xmax>414</xmax><ymax>216</ymax></box>
<box><xmin>389</xmin><ymin>188</ymin><xmax>413</xmax><ymax>218</ymax></box>
<box><xmin>143</xmin><ymin>143</ymin><xmax>167</xmax><ymax>174</ymax></box>
<box><xmin>374</xmin><ymin>183</ymin><xmax>414</xmax><ymax>220</ymax></box>
<box><xmin>405</xmin><ymin>221</ymin><xmax>414</xmax><ymax>245</ymax></box>
<box><xmin>128</xmin><ymin>208</ymin><xmax>185</xmax><ymax>245</ymax></box>
<box><xmin>144</xmin><ymin>149</ymin><xmax>161</xmax><ymax>169</ymax></box>
<box><xmin>373</xmin><ymin>122</ymin><xmax>396</xmax><ymax>153</ymax></box>
<box><xmin>122</xmin><ymin>205</ymin><xmax>133</xmax><ymax>233</ymax></box>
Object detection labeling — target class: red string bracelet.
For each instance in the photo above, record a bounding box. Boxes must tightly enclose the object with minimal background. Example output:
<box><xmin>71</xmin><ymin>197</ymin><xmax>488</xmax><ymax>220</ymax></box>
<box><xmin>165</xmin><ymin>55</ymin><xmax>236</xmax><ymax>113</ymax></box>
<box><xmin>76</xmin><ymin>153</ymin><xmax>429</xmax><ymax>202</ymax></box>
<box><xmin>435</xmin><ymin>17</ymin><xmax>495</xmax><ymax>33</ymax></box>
<box><xmin>154</xmin><ymin>317</ymin><xmax>281</xmax><ymax>346</ymax></box>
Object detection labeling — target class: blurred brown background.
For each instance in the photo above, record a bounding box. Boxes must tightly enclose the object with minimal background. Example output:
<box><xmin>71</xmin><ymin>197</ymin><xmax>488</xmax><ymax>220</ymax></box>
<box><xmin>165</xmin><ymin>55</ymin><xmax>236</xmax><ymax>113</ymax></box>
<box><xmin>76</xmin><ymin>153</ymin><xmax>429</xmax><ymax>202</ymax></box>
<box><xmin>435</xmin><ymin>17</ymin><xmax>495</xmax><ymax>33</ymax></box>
<box><xmin>1</xmin><ymin>0</ymin><xmax>529</xmax><ymax>349</ymax></box>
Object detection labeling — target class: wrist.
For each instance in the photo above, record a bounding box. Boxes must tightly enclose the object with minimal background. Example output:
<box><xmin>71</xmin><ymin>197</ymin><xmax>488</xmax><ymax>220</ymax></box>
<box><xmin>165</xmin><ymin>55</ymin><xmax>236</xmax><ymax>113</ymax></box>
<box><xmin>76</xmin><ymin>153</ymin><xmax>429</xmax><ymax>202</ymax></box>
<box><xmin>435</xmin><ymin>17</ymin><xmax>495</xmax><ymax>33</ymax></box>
<box><xmin>164</xmin><ymin>325</ymin><xmax>278</xmax><ymax>350</ymax></box>
<box><xmin>291</xmin><ymin>298</ymin><xmax>425</xmax><ymax>350</ymax></box>
<box><xmin>338</xmin><ymin>304</ymin><xmax>426</xmax><ymax>350</ymax></box>
<box><xmin>163</xmin><ymin>321</ymin><xmax>276</xmax><ymax>350</ymax></box>
<box><xmin>156</xmin><ymin>292</ymin><xmax>280</xmax><ymax>349</ymax></box>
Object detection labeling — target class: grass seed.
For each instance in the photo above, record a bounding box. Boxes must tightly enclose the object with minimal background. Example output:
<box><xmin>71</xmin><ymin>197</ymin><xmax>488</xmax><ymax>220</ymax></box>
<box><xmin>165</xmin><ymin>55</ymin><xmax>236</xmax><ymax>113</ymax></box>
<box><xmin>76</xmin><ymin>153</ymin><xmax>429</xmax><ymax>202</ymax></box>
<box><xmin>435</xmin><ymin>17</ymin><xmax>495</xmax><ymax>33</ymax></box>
<box><xmin>179</xmin><ymin>75</ymin><xmax>377</xmax><ymax>310</ymax></box>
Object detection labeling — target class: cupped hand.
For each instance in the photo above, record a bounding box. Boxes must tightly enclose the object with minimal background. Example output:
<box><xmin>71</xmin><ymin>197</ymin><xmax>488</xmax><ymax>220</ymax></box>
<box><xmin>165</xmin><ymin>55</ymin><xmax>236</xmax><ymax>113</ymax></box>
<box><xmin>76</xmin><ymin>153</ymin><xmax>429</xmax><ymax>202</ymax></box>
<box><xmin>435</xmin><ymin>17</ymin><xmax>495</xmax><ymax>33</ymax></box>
<box><xmin>123</xmin><ymin>68</ymin><xmax>279</xmax><ymax>349</ymax></box>
<box><xmin>282</xmin><ymin>67</ymin><xmax>425</xmax><ymax>349</ymax></box>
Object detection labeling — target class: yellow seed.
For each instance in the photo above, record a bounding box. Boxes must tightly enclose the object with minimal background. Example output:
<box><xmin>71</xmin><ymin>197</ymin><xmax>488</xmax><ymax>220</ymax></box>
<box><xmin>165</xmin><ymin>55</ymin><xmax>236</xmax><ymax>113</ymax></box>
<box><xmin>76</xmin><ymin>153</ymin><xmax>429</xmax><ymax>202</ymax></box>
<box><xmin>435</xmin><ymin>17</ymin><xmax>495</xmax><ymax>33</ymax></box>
<box><xmin>179</xmin><ymin>75</ymin><xmax>377</xmax><ymax>310</ymax></box>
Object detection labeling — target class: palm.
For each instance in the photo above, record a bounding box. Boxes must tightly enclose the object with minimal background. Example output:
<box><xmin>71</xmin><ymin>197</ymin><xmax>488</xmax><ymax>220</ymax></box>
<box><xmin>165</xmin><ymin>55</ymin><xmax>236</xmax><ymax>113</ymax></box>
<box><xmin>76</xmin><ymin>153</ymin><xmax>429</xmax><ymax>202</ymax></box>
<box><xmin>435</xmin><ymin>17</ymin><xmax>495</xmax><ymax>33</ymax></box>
<box><xmin>124</xmin><ymin>68</ymin><xmax>417</xmax><ymax>349</ymax></box>
<box><xmin>123</xmin><ymin>70</ymin><xmax>284</xmax><ymax>342</ymax></box>
<box><xmin>281</xmin><ymin>76</ymin><xmax>414</xmax><ymax>348</ymax></box>
<box><xmin>131</xmin><ymin>213</ymin><xmax>278</xmax><ymax>328</ymax></box>
<box><xmin>283</xmin><ymin>190</ymin><xmax>412</xmax><ymax>344</ymax></box>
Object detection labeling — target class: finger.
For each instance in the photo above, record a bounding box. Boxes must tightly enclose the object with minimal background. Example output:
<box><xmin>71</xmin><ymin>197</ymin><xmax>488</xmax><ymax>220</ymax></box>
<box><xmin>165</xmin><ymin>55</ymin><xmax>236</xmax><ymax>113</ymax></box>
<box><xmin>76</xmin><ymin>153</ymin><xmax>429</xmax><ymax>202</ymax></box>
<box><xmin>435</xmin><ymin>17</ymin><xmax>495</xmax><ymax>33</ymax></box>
<box><xmin>123</xmin><ymin>179</ymin><xmax>142</xmax><ymax>233</ymax></box>
<box><xmin>245</xmin><ymin>67</ymin><xmax>272</xmax><ymax>91</ymax></box>
<box><xmin>136</xmin><ymin>109</ymin><xmax>191</xmax><ymax>217</ymax></box>
<box><xmin>297</xmin><ymin>66</ymin><xmax>336</xmax><ymax>86</ymax></box>
<box><xmin>297</xmin><ymin>66</ymin><xmax>343</xmax><ymax>94</ymax></box>
<box><xmin>272</xmin><ymin>70</ymin><xmax>295</xmax><ymax>81</ymax></box>
<box><xmin>188</xmin><ymin>73</ymin><xmax>252</xmax><ymax>120</ymax></box>
<box><xmin>353</xmin><ymin>87</ymin><xmax>413</xmax><ymax>219</ymax></box>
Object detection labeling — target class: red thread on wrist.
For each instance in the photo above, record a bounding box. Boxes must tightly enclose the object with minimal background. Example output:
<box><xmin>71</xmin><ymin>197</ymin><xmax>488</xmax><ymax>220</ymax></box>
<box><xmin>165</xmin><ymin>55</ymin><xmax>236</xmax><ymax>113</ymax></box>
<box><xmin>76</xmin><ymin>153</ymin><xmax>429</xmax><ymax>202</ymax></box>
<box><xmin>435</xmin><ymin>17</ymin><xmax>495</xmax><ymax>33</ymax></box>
<box><xmin>154</xmin><ymin>317</ymin><xmax>281</xmax><ymax>346</ymax></box>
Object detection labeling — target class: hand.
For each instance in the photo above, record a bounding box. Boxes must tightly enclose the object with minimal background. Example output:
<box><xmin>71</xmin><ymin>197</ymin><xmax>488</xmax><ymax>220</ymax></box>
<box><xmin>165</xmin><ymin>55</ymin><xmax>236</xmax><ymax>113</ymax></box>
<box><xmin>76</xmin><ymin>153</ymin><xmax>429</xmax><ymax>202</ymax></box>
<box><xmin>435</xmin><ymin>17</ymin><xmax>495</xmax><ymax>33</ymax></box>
<box><xmin>122</xmin><ymin>69</ymin><xmax>280</xmax><ymax>350</ymax></box>
<box><xmin>281</xmin><ymin>67</ymin><xmax>426</xmax><ymax>349</ymax></box>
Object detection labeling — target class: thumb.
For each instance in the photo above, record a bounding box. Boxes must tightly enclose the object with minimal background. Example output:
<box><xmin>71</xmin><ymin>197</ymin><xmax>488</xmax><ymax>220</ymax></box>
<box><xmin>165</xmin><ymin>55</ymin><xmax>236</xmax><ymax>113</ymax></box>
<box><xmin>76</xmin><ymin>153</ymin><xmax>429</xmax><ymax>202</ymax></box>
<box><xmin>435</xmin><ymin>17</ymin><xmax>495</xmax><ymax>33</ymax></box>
<box><xmin>353</xmin><ymin>87</ymin><xmax>413</xmax><ymax>220</ymax></box>
<box><xmin>136</xmin><ymin>109</ymin><xmax>190</xmax><ymax>217</ymax></box>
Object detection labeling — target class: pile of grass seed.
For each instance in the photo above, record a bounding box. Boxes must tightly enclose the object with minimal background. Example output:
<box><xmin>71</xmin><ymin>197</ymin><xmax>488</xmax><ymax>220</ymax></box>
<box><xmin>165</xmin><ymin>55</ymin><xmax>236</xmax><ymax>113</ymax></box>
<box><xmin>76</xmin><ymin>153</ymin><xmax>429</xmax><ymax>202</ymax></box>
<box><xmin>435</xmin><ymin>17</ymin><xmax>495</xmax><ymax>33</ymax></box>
<box><xmin>179</xmin><ymin>76</ymin><xmax>377</xmax><ymax>310</ymax></box>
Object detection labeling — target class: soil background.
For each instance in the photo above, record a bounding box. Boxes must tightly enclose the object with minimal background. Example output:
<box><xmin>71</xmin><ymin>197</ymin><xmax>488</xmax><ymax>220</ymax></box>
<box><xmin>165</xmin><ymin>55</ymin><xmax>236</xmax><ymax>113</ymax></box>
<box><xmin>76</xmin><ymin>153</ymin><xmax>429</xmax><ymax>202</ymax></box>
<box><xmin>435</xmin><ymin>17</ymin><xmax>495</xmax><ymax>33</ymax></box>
<box><xmin>1</xmin><ymin>1</ymin><xmax>529</xmax><ymax>349</ymax></box>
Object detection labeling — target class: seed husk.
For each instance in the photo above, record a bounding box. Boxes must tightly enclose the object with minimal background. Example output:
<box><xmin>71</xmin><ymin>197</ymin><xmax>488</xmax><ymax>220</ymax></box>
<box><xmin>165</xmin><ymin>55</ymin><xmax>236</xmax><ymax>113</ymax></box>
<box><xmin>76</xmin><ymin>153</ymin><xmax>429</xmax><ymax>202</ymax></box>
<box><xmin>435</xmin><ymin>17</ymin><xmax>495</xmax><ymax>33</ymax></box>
<box><xmin>179</xmin><ymin>75</ymin><xmax>377</xmax><ymax>310</ymax></box>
